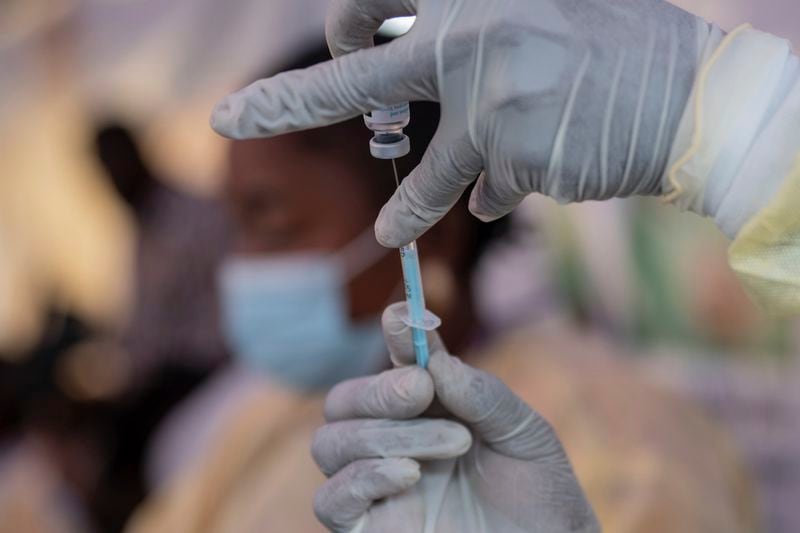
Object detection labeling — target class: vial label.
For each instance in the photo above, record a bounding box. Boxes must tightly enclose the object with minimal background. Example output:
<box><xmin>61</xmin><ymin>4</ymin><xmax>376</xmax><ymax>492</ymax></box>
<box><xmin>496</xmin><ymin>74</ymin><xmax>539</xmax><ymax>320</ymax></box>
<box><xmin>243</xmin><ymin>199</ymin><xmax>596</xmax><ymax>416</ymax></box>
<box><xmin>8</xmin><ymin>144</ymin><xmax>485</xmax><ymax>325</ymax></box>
<box><xmin>370</xmin><ymin>103</ymin><xmax>410</xmax><ymax>124</ymax></box>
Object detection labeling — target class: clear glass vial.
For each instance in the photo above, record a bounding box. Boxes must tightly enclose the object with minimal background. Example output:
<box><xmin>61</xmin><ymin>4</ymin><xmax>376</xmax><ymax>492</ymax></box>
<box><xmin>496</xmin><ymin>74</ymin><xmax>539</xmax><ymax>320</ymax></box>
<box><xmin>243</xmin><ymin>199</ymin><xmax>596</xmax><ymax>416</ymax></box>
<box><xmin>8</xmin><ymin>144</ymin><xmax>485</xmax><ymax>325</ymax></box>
<box><xmin>363</xmin><ymin>103</ymin><xmax>411</xmax><ymax>159</ymax></box>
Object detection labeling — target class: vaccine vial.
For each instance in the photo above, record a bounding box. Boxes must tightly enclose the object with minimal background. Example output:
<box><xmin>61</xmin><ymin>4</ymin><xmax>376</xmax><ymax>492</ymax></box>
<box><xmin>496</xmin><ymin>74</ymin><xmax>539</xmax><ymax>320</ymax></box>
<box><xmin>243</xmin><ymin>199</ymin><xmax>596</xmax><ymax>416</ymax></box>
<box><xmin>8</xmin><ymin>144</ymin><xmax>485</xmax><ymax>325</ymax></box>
<box><xmin>364</xmin><ymin>103</ymin><xmax>411</xmax><ymax>159</ymax></box>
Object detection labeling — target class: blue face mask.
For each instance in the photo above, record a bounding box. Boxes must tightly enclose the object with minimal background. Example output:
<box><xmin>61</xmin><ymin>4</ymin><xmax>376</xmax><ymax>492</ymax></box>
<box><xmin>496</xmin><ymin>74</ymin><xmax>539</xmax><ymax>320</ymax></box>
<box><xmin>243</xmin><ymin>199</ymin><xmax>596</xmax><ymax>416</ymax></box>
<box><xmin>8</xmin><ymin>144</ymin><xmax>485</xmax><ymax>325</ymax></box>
<box><xmin>218</xmin><ymin>229</ymin><xmax>390</xmax><ymax>391</ymax></box>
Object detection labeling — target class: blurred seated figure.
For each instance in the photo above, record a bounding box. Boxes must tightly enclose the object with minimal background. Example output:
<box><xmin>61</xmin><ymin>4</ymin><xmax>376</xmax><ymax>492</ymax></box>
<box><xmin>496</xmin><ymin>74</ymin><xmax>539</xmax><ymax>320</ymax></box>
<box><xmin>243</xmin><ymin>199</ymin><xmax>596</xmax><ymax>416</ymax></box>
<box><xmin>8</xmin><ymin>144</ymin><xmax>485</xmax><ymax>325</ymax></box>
<box><xmin>0</xmin><ymin>309</ymin><xmax>214</xmax><ymax>533</ymax></box>
<box><xmin>0</xmin><ymin>312</ymin><xmax>97</xmax><ymax>533</ymax></box>
<box><xmin>94</xmin><ymin>123</ymin><xmax>230</xmax><ymax>380</ymax></box>
<box><xmin>0</xmin><ymin>123</ymin><xmax>236</xmax><ymax>533</ymax></box>
<box><xmin>126</xmin><ymin>45</ymin><xmax>758</xmax><ymax>533</ymax></box>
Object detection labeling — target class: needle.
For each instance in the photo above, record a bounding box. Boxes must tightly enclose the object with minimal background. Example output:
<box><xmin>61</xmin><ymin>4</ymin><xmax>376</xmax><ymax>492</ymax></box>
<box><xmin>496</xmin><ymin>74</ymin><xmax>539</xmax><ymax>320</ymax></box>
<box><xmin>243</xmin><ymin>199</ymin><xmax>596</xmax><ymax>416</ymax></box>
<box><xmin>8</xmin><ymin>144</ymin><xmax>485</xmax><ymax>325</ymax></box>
<box><xmin>391</xmin><ymin>159</ymin><xmax>400</xmax><ymax>187</ymax></box>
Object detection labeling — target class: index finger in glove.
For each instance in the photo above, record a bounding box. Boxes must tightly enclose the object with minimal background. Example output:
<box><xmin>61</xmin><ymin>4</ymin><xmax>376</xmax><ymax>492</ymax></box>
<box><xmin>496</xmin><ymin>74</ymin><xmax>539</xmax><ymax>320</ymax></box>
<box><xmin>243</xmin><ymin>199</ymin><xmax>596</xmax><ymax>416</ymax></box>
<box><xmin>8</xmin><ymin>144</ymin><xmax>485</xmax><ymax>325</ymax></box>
<box><xmin>374</xmin><ymin>135</ymin><xmax>483</xmax><ymax>248</ymax></box>
<box><xmin>312</xmin><ymin>418</ymin><xmax>471</xmax><ymax>477</ymax></box>
<box><xmin>428</xmin><ymin>351</ymin><xmax>567</xmax><ymax>463</ymax></box>
<box><xmin>326</xmin><ymin>0</ymin><xmax>417</xmax><ymax>57</ymax></box>
<box><xmin>324</xmin><ymin>366</ymin><xmax>434</xmax><ymax>422</ymax></box>
<box><xmin>210</xmin><ymin>40</ymin><xmax>434</xmax><ymax>140</ymax></box>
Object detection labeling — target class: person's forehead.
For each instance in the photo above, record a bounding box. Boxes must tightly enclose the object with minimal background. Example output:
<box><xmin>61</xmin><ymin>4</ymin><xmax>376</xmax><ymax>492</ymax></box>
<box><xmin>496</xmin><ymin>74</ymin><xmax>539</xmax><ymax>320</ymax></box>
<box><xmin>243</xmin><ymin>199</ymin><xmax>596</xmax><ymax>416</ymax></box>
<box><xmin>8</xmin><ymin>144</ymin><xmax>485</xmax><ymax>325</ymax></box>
<box><xmin>230</xmin><ymin>134</ymin><xmax>306</xmax><ymax>175</ymax></box>
<box><xmin>228</xmin><ymin>135</ymin><xmax>377</xmax><ymax>209</ymax></box>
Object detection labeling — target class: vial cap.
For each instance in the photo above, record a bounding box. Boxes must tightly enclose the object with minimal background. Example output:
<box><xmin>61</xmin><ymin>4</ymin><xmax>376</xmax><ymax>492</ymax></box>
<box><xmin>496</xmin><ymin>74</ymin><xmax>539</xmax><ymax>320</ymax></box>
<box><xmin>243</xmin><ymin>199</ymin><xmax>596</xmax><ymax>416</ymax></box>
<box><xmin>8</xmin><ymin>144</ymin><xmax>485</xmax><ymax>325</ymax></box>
<box><xmin>369</xmin><ymin>134</ymin><xmax>410</xmax><ymax>159</ymax></box>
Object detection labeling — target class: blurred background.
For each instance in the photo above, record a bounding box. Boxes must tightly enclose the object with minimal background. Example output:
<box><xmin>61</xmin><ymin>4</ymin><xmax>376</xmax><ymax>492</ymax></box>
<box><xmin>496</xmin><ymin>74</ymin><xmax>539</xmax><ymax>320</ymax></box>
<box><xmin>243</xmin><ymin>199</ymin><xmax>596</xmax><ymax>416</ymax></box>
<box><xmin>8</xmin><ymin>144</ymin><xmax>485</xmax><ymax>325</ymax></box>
<box><xmin>1</xmin><ymin>1</ymin><xmax>798</xmax><ymax>532</ymax></box>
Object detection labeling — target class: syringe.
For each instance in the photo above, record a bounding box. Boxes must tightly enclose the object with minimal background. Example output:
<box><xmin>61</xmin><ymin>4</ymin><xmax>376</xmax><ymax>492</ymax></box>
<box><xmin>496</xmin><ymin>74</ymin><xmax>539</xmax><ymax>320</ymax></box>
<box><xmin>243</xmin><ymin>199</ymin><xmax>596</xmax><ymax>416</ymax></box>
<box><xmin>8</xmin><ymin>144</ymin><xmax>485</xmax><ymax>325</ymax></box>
<box><xmin>364</xmin><ymin>104</ymin><xmax>441</xmax><ymax>368</ymax></box>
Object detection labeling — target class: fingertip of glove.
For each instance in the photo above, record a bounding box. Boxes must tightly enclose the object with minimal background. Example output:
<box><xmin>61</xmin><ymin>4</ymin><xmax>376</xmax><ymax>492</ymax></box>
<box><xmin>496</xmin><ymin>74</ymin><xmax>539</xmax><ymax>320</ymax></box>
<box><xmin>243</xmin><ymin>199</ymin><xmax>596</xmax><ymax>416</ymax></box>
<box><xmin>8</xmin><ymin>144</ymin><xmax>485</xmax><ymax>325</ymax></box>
<box><xmin>209</xmin><ymin>97</ymin><xmax>235</xmax><ymax>137</ymax></box>
<box><xmin>374</xmin><ymin>210</ymin><xmax>403</xmax><ymax>249</ymax></box>
<box><xmin>444</xmin><ymin>422</ymin><xmax>473</xmax><ymax>456</ymax></box>
<box><xmin>382</xmin><ymin>302</ymin><xmax>410</xmax><ymax>335</ymax></box>
<box><xmin>382</xmin><ymin>303</ymin><xmax>417</xmax><ymax>367</ymax></box>
<box><xmin>379</xmin><ymin>458</ymin><xmax>421</xmax><ymax>485</ymax></box>
<box><xmin>376</xmin><ymin>195</ymin><xmax>428</xmax><ymax>249</ymax></box>
<box><xmin>471</xmin><ymin>209</ymin><xmax>502</xmax><ymax>223</ymax></box>
<box><xmin>468</xmin><ymin>195</ymin><xmax>503</xmax><ymax>223</ymax></box>
<box><xmin>392</xmin><ymin>366</ymin><xmax>434</xmax><ymax>415</ymax></box>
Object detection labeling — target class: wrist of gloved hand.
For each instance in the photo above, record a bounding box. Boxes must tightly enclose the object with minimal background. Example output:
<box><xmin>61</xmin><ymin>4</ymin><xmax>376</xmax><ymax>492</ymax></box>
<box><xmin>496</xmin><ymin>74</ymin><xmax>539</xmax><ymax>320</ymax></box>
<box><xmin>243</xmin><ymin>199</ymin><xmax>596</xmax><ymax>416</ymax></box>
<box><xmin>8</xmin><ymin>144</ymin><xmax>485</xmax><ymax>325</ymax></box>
<box><xmin>663</xmin><ymin>25</ymin><xmax>800</xmax><ymax>239</ymax></box>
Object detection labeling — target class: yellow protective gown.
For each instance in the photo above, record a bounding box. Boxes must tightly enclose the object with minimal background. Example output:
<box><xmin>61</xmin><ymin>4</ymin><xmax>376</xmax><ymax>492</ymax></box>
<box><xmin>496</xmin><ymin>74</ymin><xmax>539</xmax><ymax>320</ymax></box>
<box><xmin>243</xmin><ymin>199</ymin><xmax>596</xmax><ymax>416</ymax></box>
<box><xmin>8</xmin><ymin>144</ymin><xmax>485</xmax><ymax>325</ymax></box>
<box><xmin>729</xmin><ymin>158</ymin><xmax>800</xmax><ymax>316</ymax></box>
<box><xmin>664</xmin><ymin>25</ymin><xmax>800</xmax><ymax>317</ymax></box>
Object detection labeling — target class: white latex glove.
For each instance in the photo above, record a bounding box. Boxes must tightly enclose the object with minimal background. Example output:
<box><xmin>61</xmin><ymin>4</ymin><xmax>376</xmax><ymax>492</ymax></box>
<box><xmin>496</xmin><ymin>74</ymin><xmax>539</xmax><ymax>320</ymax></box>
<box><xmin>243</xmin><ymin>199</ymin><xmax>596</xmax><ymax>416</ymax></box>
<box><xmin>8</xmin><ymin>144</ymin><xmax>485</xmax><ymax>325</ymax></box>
<box><xmin>211</xmin><ymin>0</ymin><xmax>718</xmax><ymax>247</ymax></box>
<box><xmin>310</xmin><ymin>302</ymin><xmax>599</xmax><ymax>533</ymax></box>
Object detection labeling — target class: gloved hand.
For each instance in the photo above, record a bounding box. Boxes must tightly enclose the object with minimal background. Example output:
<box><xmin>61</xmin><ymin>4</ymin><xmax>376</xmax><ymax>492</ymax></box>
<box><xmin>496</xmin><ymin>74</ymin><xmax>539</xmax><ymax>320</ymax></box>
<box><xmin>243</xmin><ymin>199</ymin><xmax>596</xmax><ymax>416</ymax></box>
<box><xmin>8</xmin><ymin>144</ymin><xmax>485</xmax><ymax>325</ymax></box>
<box><xmin>310</xmin><ymin>302</ymin><xmax>599</xmax><ymax>532</ymax></box>
<box><xmin>211</xmin><ymin>0</ymin><xmax>719</xmax><ymax>247</ymax></box>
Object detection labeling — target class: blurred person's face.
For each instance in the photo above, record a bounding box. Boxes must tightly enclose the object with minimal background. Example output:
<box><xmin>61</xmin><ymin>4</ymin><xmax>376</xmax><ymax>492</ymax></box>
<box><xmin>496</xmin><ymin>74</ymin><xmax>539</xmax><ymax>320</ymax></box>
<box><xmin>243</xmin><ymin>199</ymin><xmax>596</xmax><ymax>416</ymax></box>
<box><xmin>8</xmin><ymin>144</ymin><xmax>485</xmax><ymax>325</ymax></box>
<box><xmin>218</xmin><ymin>130</ymin><xmax>475</xmax><ymax>390</ymax></box>
<box><xmin>219</xmin><ymin>132</ymin><xmax>401</xmax><ymax>390</ymax></box>
<box><xmin>226</xmin><ymin>133</ymin><xmax>400</xmax><ymax>320</ymax></box>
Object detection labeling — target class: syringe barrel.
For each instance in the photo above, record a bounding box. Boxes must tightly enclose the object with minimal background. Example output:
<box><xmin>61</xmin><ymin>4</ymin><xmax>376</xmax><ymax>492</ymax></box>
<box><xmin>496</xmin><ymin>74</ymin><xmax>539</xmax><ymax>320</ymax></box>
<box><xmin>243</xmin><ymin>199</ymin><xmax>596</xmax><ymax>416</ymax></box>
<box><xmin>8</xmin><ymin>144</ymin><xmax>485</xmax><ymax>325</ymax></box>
<box><xmin>399</xmin><ymin>241</ymin><xmax>430</xmax><ymax>368</ymax></box>
<box><xmin>399</xmin><ymin>241</ymin><xmax>426</xmax><ymax>316</ymax></box>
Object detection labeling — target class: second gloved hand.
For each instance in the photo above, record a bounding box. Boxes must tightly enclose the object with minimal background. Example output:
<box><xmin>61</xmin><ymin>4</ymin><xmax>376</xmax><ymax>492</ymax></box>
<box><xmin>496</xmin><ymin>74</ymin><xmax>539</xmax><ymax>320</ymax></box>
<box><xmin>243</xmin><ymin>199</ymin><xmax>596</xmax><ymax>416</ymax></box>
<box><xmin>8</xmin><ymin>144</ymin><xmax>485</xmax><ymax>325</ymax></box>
<box><xmin>310</xmin><ymin>302</ymin><xmax>599</xmax><ymax>532</ymax></box>
<box><xmin>211</xmin><ymin>0</ymin><xmax>720</xmax><ymax>247</ymax></box>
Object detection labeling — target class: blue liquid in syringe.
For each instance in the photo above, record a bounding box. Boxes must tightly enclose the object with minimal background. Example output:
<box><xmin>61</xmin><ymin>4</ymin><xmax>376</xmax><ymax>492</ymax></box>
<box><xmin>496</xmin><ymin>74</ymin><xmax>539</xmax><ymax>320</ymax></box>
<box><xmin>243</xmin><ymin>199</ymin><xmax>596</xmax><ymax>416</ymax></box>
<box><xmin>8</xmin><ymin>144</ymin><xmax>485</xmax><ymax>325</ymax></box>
<box><xmin>399</xmin><ymin>241</ymin><xmax>430</xmax><ymax>368</ymax></box>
